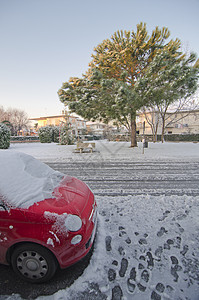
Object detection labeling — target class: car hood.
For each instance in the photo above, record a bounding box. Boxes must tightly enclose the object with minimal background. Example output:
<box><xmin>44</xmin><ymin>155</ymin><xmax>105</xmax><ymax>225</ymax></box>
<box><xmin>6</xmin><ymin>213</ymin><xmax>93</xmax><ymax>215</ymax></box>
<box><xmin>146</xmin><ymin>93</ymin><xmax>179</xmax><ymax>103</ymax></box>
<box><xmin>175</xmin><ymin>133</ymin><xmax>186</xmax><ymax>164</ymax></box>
<box><xmin>22</xmin><ymin>176</ymin><xmax>91</xmax><ymax>223</ymax></box>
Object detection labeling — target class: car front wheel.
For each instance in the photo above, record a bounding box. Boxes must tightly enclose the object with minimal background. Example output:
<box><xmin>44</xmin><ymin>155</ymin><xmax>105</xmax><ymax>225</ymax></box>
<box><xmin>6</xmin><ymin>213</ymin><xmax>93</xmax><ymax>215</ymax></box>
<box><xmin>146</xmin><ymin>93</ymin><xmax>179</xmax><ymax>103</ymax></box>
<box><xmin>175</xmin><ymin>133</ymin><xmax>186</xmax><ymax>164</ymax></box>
<box><xmin>11</xmin><ymin>243</ymin><xmax>58</xmax><ymax>283</ymax></box>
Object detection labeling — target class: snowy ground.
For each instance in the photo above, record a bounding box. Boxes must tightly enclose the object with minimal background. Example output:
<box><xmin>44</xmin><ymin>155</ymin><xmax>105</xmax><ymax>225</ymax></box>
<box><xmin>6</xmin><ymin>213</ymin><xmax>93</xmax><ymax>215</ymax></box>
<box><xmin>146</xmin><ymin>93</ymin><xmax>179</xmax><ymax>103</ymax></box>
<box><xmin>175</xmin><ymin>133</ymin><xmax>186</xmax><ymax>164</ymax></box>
<box><xmin>1</xmin><ymin>141</ymin><xmax>199</xmax><ymax>300</ymax></box>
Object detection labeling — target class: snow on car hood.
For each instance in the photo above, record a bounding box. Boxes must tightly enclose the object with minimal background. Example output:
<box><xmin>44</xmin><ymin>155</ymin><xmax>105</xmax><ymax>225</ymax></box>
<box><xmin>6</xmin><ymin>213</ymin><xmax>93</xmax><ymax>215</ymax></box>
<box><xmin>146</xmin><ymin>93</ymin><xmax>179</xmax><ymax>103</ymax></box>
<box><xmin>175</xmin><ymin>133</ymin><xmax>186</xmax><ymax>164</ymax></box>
<box><xmin>0</xmin><ymin>151</ymin><xmax>64</xmax><ymax>208</ymax></box>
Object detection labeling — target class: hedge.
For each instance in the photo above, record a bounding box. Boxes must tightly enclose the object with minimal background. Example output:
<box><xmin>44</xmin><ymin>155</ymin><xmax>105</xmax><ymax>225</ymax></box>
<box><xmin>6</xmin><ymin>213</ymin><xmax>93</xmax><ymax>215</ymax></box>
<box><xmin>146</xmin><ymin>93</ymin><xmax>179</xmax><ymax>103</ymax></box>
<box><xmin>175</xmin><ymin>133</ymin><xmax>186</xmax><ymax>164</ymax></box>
<box><xmin>163</xmin><ymin>134</ymin><xmax>199</xmax><ymax>142</ymax></box>
<box><xmin>141</xmin><ymin>134</ymin><xmax>199</xmax><ymax>142</ymax></box>
<box><xmin>10</xmin><ymin>136</ymin><xmax>39</xmax><ymax>142</ymax></box>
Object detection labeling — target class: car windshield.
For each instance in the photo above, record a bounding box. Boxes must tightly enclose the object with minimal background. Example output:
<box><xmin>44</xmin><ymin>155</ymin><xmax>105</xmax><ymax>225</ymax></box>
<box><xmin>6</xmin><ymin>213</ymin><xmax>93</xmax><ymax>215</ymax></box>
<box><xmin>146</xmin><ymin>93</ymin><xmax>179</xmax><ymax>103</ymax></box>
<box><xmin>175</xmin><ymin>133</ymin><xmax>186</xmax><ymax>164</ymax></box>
<box><xmin>0</xmin><ymin>151</ymin><xmax>64</xmax><ymax>208</ymax></box>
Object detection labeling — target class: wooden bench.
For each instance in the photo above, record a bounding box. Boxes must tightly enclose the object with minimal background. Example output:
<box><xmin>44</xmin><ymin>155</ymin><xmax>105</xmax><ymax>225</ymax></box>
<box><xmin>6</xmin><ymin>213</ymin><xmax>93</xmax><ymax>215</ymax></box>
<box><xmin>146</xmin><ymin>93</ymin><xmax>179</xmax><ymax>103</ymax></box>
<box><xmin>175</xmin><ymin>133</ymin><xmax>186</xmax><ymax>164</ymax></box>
<box><xmin>75</xmin><ymin>142</ymin><xmax>96</xmax><ymax>153</ymax></box>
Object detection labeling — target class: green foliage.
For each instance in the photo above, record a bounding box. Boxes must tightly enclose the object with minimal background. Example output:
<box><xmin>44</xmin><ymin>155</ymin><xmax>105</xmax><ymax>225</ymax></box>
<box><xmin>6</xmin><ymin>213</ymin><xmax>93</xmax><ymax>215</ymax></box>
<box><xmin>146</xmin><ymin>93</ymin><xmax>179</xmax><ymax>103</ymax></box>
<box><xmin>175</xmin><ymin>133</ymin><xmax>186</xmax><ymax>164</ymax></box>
<box><xmin>0</xmin><ymin>123</ymin><xmax>11</xmax><ymax>149</ymax></box>
<box><xmin>38</xmin><ymin>125</ymin><xmax>73</xmax><ymax>144</ymax></box>
<box><xmin>58</xmin><ymin>22</ymin><xmax>198</xmax><ymax>147</ymax></box>
<box><xmin>136</xmin><ymin>51</ymin><xmax>199</xmax><ymax>106</ymax></box>
<box><xmin>51</xmin><ymin>126</ymin><xmax>60</xmax><ymax>143</ymax></box>
<box><xmin>89</xmin><ymin>22</ymin><xmax>174</xmax><ymax>85</ymax></box>
<box><xmin>38</xmin><ymin>126</ymin><xmax>53</xmax><ymax>143</ymax></box>
<box><xmin>164</xmin><ymin>134</ymin><xmax>199</xmax><ymax>142</ymax></box>
<box><xmin>142</xmin><ymin>134</ymin><xmax>199</xmax><ymax>142</ymax></box>
<box><xmin>59</xmin><ymin>124</ymin><xmax>74</xmax><ymax>145</ymax></box>
<box><xmin>10</xmin><ymin>136</ymin><xmax>39</xmax><ymax>142</ymax></box>
<box><xmin>194</xmin><ymin>58</ymin><xmax>199</xmax><ymax>68</ymax></box>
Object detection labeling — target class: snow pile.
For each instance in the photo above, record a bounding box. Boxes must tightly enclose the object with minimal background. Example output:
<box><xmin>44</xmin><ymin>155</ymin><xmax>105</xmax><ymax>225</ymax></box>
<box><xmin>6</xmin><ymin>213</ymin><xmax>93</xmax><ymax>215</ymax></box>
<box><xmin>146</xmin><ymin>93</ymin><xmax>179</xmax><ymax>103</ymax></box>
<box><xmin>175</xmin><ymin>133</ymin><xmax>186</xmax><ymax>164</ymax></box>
<box><xmin>0</xmin><ymin>151</ymin><xmax>64</xmax><ymax>208</ymax></box>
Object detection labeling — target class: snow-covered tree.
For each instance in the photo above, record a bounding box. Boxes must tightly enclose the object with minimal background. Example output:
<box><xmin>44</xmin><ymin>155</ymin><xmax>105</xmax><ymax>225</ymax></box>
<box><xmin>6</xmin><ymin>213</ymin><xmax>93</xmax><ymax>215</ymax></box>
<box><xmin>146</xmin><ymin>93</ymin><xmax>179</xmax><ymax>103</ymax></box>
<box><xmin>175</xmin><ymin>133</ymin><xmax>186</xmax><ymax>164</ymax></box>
<box><xmin>59</xmin><ymin>123</ymin><xmax>74</xmax><ymax>145</ymax></box>
<box><xmin>0</xmin><ymin>123</ymin><xmax>11</xmax><ymax>149</ymax></box>
<box><xmin>58</xmin><ymin>23</ymin><xmax>188</xmax><ymax>147</ymax></box>
<box><xmin>51</xmin><ymin>126</ymin><xmax>60</xmax><ymax>143</ymax></box>
<box><xmin>38</xmin><ymin>126</ymin><xmax>53</xmax><ymax>143</ymax></box>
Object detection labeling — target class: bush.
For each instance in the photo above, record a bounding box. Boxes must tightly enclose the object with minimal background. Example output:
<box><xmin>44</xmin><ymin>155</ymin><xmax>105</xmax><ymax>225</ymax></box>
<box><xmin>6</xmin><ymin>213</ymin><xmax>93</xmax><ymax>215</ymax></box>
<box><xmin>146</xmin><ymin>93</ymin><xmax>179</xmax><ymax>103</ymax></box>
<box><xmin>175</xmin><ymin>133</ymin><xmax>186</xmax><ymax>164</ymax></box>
<box><xmin>0</xmin><ymin>123</ymin><xmax>11</xmax><ymax>149</ymax></box>
<box><xmin>38</xmin><ymin>125</ymin><xmax>74</xmax><ymax>144</ymax></box>
<box><xmin>51</xmin><ymin>126</ymin><xmax>60</xmax><ymax>143</ymax></box>
<box><xmin>59</xmin><ymin>124</ymin><xmax>74</xmax><ymax>145</ymax></box>
<box><xmin>38</xmin><ymin>126</ymin><xmax>53</xmax><ymax>143</ymax></box>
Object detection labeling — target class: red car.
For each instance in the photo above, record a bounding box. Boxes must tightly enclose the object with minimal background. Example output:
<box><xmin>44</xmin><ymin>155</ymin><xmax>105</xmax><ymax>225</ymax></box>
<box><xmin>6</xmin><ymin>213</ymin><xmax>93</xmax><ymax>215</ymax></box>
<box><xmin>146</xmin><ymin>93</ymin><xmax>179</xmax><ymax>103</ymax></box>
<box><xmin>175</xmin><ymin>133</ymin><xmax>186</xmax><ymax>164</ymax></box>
<box><xmin>0</xmin><ymin>151</ymin><xmax>97</xmax><ymax>283</ymax></box>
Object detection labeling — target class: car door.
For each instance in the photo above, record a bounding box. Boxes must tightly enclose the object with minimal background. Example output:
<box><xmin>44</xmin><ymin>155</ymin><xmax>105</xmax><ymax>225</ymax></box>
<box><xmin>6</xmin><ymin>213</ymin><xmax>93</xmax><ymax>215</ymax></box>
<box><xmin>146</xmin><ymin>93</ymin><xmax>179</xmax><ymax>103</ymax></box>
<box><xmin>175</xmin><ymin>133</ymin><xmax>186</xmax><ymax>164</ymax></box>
<box><xmin>0</xmin><ymin>195</ymin><xmax>11</xmax><ymax>264</ymax></box>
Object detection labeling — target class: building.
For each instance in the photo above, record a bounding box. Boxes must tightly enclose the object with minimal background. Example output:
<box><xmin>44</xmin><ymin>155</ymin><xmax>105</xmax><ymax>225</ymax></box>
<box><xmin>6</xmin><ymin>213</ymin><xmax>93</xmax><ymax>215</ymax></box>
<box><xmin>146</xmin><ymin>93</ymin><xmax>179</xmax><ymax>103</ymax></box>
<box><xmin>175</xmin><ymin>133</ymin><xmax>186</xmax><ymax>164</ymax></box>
<box><xmin>136</xmin><ymin>110</ymin><xmax>199</xmax><ymax>135</ymax></box>
<box><xmin>30</xmin><ymin>113</ymin><xmax>87</xmax><ymax>136</ymax></box>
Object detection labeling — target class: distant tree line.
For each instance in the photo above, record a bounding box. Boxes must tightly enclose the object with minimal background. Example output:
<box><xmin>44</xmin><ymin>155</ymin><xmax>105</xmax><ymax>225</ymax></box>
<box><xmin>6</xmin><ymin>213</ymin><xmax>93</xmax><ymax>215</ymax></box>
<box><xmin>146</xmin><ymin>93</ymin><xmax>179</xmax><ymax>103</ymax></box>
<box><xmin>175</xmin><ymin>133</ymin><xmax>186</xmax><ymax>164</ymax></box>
<box><xmin>0</xmin><ymin>106</ymin><xmax>30</xmax><ymax>136</ymax></box>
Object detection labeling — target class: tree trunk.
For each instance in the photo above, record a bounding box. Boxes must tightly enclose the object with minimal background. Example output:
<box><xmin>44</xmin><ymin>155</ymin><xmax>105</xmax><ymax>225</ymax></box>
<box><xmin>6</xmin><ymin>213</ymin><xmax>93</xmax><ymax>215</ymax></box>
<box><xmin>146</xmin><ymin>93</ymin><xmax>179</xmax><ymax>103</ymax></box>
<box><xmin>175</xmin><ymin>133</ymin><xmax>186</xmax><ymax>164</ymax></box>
<box><xmin>130</xmin><ymin>114</ymin><xmax>137</xmax><ymax>147</ymax></box>
<box><xmin>161</xmin><ymin>117</ymin><xmax>165</xmax><ymax>143</ymax></box>
<box><xmin>154</xmin><ymin>124</ymin><xmax>158</xmax><ymax>143</ymax></box>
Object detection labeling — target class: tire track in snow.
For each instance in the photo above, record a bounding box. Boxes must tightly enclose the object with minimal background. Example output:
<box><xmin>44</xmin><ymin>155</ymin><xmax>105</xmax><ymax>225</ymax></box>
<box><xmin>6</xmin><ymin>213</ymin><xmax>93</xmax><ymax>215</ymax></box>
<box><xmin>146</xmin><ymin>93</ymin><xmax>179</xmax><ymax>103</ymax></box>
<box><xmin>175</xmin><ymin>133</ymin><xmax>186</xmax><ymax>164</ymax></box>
<box><xmin>46</xmin><ymin>161</ymin><xmax>199</xmax><ymax>196</ymax></box>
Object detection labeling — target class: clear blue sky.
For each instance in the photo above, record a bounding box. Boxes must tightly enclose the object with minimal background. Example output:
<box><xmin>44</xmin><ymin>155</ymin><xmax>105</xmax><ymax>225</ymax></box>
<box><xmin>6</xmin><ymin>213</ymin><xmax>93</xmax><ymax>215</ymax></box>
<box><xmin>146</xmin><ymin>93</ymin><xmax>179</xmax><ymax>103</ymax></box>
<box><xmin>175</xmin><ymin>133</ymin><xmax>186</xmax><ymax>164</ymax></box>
<box><xmin>0</xmin><ymin>0</ymin><xmax>199</xmax><ymax>118</ymax></box>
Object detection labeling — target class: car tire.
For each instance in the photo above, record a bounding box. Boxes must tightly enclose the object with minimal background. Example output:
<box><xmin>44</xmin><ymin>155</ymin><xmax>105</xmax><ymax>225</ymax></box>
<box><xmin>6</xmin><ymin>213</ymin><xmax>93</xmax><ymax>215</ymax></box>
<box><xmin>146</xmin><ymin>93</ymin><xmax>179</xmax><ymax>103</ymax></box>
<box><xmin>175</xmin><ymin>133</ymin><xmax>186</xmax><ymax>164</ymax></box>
<box><xmin>11</xmin><ymin>243</ymin><xmax>58</xmax><ymax>283</ymax></box>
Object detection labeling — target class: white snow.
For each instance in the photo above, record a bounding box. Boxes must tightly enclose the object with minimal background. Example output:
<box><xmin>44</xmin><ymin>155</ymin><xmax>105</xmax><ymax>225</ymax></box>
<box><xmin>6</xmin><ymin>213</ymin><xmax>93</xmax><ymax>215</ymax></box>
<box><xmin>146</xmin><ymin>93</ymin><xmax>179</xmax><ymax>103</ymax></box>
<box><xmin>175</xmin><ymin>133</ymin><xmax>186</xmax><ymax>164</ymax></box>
<box><xmin>6</xmin><ymin>140</ymin><xmax>199</xmax><ymax>162</ymax></box>
<box><xmin>1</xmin><ymin>141</ymin><xmax>199</xmax><ymax>300</ymax></box>
<box><xmin>47</xmin><ymin>238</ymin><xmax>54</xmax><ymax>247</ymax></box>
<box><xmin>0</xmin><ymin>151</ymin><xmax>64</xmax><ymax>208</ymax></box>
<box><xmin>44</xmin><ymin>212</ymin><xmax>69</xmax><ymax>235</ymax></box>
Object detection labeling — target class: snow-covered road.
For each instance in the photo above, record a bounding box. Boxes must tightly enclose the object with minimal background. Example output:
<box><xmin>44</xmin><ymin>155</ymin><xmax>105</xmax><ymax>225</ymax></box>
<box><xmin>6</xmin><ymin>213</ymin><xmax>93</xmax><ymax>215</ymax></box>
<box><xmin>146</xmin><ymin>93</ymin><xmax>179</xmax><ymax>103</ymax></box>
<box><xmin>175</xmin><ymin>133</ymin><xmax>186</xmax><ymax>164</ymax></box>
<box><xmin>1</xmin><ymin>141</ymin><xmax>199</xmax><ymax>300</ymax></box>
<box><xmin>46</xmin><ymin>160</ymin><xmax>199</xmax><ymax>196</ymax></box>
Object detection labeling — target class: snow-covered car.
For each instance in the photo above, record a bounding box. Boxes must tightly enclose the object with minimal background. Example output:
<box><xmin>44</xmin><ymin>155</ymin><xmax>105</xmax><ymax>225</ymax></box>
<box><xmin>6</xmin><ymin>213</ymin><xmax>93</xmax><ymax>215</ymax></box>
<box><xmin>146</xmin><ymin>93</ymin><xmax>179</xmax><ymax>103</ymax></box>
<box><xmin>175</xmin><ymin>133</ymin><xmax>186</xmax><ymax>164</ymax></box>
<box><xmin>0</xmin><ymin>151</ymin><xmax>97</xmax><ymax>283</ymax></box>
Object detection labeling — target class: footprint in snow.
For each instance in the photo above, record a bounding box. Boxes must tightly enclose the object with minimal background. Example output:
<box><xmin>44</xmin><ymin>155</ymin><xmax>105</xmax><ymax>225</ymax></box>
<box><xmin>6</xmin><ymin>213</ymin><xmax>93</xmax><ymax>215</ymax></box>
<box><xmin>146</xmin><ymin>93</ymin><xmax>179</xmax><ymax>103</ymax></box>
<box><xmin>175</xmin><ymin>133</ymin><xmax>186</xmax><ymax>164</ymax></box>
<box><xmin>173</xmin><ymin>236</ymin><xmax>181</xmax><ymax>249</ymax></box>
<box><xmin>138</xmin><ymin>238</ymin><xmax>148</xmax><ymax>245</ymax></box>
<box><xmin>105</xmin><ymin>236</ymin><xmax>112</xmax><ymax>252</ymax></box>
<box><xmin>127</xmin><ymin>267</ymin><xmax>136</xmax><ymax>294</ymax></box>
<box><xmin>170</xmin><ymin>255</ymin><xmax>182</xmax><ymax>282</ymax></box>
<box><xmin>151</xmin><ymin>283</ymin><xmax>165</xmax><ymax>300</ymax></box>
<box><xmin>158</xmin><ymin>210</ymin><xmax>170</xmax><ymax>221</ymax></box>
<box><xmin>118</xmin><ymin>246</ymin><xmax>125</xmax><ymax>256</ymax></box>
<box><xmin>151</xmin><ymin>282</ymin><xmax>176</xmax><ymax>300</ymax></box>
<box><xmin>157</xmin><ymin>226</ymin><xmax>168</xmax><ymax>237</ymax></box>
<box><xmin>141</xmin><ymin>269</ymin><xmax>150</xmax><ymax>283</ymax></box>
<box><xmin>119</xmin><ymin>258</ymin><xmax>128</xmax><ymax>277</ymax></box>
<box><xmin>127</xmin><ymin>279</ymin><xmax>136</xmax><ymax>293</ymax></box>
<box><xmin>108</xmin><ymin>268</ymin><xmax>116</xmax><ymax>282</ymax></box>
<box><xmin>146</xmin><ymin>251</ymin><xmax>154</xmax><ymax>269</ymax></box>
<box><xmin>180</xmin><ymin>244</ymin><xmax>189</xmax><ymax>256</ymax></box>
<box><xmin>112</xmin><ymin>285</ymin><xmax>123</xmax><ymax>300</ymax></box>
<box><xmin>155</xmin><ymin>246</ymin><xmax>163</xmax><ymax>259</ymax></box>
<box><xmin>118</xmin><ymin>226</ymin><xmax>131</xmax><ymax>244</ymax></box>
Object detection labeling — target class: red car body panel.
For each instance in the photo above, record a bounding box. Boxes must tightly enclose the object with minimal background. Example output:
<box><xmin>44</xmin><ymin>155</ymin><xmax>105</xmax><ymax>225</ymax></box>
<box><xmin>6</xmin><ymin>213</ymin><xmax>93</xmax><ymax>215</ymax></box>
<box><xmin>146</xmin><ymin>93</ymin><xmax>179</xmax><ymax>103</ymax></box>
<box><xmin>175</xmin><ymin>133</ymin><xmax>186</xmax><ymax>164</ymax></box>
<box><xmin>0</xmin><ymin>176</ymin><xmax>97</xmax><ymax>269</ymax></box>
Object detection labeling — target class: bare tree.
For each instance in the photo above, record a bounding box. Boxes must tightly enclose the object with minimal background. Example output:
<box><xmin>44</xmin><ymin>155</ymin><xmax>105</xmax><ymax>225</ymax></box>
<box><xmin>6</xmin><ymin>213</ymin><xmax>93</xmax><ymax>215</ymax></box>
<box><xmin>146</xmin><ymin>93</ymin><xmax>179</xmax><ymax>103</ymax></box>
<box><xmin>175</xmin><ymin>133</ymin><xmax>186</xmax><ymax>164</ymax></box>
<box><xmin>0</xmin><ymin>106</ymin><xmax>6</xmax><ymax>122</ymax></box>
<box><xmin>1</xmin><ymin>107</ymin><xmax>30</xmax><ymax>135</ymax></box>
<box><xmin>142</xmin><ymin>106</ymin><xmax>160</xmax><ymax>142</ymax></box>
<box><xmin>164</xmin><ymin>90</ymin><xmax>199</xmax><ymax>130</ymax></box>
<box><xmin>142</xmin><ymin>89</ymin><xmax>199</xmax><ymax>142</ymax></box>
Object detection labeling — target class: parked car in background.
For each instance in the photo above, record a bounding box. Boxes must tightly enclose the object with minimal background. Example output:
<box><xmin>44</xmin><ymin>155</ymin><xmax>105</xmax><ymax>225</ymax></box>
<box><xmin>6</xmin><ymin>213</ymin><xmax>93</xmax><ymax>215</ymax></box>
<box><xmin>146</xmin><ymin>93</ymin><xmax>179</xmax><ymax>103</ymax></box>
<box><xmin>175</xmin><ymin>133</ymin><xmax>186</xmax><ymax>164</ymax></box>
<box><xmin>0</xmin><ymin>151</ymin><xmax>97</xmax><ymax>283</ymax></box>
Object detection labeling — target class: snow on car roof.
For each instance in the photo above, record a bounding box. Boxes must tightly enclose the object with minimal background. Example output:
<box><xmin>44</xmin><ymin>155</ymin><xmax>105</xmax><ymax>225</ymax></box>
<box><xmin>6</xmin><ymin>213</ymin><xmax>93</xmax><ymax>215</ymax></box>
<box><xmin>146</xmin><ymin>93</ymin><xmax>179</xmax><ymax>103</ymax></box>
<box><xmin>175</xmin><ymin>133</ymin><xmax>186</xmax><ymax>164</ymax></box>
<box><xmin>0</xmin><ymin>151</ymin><xmax>64</xmax><ymax>208</ymax></box>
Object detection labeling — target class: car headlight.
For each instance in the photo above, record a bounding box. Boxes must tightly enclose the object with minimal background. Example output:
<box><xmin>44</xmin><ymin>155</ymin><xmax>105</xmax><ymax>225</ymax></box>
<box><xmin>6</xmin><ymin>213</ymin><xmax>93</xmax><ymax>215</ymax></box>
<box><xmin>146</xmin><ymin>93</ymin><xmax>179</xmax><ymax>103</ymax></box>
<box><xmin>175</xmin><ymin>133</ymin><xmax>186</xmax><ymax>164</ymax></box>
<box><xmin>71</xmin><ymin>235</ymin><xmax>82</xmax><ymax>245</ymax></box>
<box><xmin>65</xmin><ymin>214</ymin><xmax>82</xmax><ymax>232</ymax></box>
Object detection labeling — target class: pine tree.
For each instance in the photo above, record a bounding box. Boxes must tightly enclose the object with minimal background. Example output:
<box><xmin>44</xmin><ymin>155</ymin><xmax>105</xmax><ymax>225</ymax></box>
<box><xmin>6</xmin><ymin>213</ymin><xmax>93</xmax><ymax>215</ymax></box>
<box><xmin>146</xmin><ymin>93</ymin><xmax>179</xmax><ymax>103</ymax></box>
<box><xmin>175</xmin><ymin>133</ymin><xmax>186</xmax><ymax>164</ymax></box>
<box><xmin>58</xmin><ymin>22</ymin><xmax>197</xmax><ymax>147</ymax></box>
